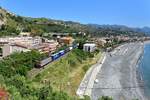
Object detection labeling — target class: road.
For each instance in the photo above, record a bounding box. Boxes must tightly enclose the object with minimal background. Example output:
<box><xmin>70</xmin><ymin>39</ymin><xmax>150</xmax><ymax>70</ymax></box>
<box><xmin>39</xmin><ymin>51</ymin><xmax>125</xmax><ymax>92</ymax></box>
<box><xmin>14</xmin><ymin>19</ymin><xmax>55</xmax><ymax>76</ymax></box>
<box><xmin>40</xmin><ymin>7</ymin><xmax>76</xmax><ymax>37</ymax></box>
<box><xmin>76</xmin><ymin>53</ymin><xmax>106</xmax><ymax>97</ymax></box>
<box><xmin>91</xmin><ymin>42</ymin><xmax>147</xmax><ymax>100</ymax></box>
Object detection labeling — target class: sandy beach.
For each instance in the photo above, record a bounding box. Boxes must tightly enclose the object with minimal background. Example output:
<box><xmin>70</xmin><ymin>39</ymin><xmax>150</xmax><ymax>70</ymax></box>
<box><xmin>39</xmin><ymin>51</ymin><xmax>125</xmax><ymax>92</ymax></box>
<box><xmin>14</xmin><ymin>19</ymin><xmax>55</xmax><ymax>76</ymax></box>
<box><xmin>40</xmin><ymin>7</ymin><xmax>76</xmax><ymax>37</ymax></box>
<box><xmin>91</xmin><ymin>42</ymin><xmax>148</xmax><ymax>100</ymax></box>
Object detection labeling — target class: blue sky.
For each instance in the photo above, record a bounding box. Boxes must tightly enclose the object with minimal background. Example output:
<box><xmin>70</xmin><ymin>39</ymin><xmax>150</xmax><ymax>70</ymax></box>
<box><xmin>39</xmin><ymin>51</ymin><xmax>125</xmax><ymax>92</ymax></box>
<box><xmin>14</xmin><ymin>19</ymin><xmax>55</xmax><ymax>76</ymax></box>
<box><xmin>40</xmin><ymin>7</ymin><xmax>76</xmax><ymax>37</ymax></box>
<box><xmin>0</xmin><ymin>0</ymin><xmax>150</xmax><ymax>27</ymax></box>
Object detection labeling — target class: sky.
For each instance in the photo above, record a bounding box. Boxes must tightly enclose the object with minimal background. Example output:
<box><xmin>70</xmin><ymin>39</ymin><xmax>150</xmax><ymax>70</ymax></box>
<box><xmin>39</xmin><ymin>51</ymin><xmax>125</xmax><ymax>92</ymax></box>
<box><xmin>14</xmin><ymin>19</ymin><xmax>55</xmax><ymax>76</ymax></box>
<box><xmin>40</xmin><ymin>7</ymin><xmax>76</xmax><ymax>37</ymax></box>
<box><xmin>0</xmin><ymin>0</ymin><xmax>150</xmax><ymax>27</ymax></box>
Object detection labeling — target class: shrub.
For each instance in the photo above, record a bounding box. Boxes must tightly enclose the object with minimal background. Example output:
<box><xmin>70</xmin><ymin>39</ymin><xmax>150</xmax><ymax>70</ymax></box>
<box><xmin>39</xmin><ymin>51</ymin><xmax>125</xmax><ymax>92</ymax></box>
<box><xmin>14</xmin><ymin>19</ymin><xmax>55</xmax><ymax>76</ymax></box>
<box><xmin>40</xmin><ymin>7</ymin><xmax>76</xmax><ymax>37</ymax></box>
<box><xmin>82</xmin><ymin>65</ymin><xmax>90</xmax><ymax>73</ymax></box>
<box><xmin>68</xmin><ymin>59</ymin><xmax>77</xmax><ymax>68</ymax></box>
<box><xmin>98</xmin><ymin>96</ymin><xmax>113</xmax><ymax>100</ymax></box>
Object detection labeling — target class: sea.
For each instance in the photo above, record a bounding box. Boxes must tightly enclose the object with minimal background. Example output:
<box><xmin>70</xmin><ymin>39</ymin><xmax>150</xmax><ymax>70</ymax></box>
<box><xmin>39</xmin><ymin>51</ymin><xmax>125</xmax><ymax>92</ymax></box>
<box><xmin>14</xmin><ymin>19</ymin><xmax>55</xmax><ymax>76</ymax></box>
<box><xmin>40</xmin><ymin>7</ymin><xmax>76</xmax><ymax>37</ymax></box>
<box><xmin>139</xmin><ymin>42</ymin><xmax>150</xmax><ymax>98</ymax></box>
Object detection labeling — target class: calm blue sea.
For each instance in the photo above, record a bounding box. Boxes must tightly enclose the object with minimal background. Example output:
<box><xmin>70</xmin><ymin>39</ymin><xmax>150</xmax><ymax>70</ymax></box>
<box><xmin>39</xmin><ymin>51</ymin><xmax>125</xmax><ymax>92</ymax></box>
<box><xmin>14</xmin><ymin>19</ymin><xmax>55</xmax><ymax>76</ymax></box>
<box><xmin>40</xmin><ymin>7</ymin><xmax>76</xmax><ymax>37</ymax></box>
<box><xmin>139</xmin><ymin>43</ymin><xmax>150</xmax><ymax>98</ymax></box>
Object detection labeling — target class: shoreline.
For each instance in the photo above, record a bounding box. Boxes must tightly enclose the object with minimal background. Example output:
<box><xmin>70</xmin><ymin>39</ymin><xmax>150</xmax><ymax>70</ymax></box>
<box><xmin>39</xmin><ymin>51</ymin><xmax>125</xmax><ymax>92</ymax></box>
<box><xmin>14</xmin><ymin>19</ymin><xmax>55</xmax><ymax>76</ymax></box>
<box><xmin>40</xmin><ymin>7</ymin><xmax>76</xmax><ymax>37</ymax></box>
<box><xmin>135</xmin><ymin>42</ymin><xmax>148</xmax><ymax>100</ymax></box>
<box><xmin>144</xmin><ymin>40</ymin><xmax>150</xmax><ymax>45</ymax></box>
<box><xmin>136</xmin><ymin>41</ymin><xmax>150</xmax><ymax>100</ymax></box>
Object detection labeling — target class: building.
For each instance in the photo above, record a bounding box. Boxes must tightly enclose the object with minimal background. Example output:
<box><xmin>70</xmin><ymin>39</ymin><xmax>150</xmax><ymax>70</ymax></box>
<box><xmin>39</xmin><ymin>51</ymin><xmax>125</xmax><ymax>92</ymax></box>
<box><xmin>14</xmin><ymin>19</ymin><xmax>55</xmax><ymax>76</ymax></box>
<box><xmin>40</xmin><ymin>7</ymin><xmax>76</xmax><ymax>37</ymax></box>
<box><xmin>83</xmin><ymin>43</ymin><xmax>96</xmax><ymax>52</ymax></box>
<box><xmin>0</xmin><ymin>36</ymin><xmax>42</xmax><ymax>46</ymax></box>
<box><xmin>99</xmin><ymin>39</ymin><xmax>107</xmax><ymax>47</ymax></box>
<box><xmin>38</xmin><ymin>42</ymin><xmax>58</xmax><ymax>54</ymax></box>
<box><xmin>51</xmin><ymin>33</ymin><xmax>69</xmax><ymax>38</ymax></box>
<box><xmin>95</xmin><ymin>38</ymin><xmax>107</xmax><ymax>47</ymax></box>
<box><xmin>2</xmin><ymin>43</ymin><xmax>30</xmax><ymax>57</ymax></box>
<box><xmin>0</xmin><ymin>36</ymin><xmax>58</xmax><ymax>57</ymax></box>
<box><xmin>45</xmin><ymin>40</ymin><xmax>58</xmax><ymax>53</ymax></box>
<box><xmin>59</xmin><ymin>37</ymin><xmax>74</xmax><ymax>45</ymax></box>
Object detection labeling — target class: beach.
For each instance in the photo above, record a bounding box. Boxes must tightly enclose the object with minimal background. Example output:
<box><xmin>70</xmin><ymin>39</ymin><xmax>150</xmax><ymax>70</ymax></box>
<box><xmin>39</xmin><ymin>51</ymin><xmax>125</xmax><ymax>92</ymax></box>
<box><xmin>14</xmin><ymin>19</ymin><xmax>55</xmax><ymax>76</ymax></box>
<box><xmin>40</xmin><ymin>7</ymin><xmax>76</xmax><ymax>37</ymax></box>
<box><xmin>90</xmin><ymin>42</ymin><xmax>147</xmax><ymax>100</ymax></box>
<box><xmin>77</xmin><ymin>42</ymin><xmax>148</xmax><ymax>100</ymax></box>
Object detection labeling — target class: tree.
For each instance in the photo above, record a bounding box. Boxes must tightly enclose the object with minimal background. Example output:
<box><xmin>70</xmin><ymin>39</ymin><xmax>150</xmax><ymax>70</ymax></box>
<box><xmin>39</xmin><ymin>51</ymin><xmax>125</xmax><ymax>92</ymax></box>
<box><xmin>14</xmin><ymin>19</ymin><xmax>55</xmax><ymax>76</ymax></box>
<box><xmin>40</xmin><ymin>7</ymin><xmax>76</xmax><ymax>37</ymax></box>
<box><xmin>80</xmin><ymin>95</ymin><xmax>91</xmax><ymax>100</ymax></box>
<box><xmin>38</xmin><ymin>85</ymin><xmax>53</xmax><ymax>100</ymax></box>
<box><xmin>0</xmin><ymin>74</ymin><xmax>5</xmax><ymax>85</ymax></box>
<box><xmin>0</xmin><ymin>74</ymin><xmax>6</xmax><ymax>89</ymax></box>
<box><xmin>51</xmin><ymin>91</ymin><xmax>71</xmax><ymax>100</ymax></box>
<box><xmin>7</xmin><ymin>85</ymin><xmax>23</xmax><ymax>100</ymax></box>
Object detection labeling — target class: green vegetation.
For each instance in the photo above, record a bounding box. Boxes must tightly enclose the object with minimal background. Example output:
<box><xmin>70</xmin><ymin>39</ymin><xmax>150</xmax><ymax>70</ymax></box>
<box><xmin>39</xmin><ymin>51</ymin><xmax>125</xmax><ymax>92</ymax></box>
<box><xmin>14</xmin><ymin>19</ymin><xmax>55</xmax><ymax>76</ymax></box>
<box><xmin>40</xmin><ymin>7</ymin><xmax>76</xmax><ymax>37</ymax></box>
<box><xmin>0</xmin><ymin>7</ymin><xmax>141</xmax><ymax>100</ymax></box>
<box><xmin>0</xmin><ymin>48</ymin><xmax>102</xmax><ymax>100</ymax></box>
<box><xmin>75</xmin><ymin>37</ymin><xmax>87</xmax><ymax>50</ymax></box>
<box><xmin>80</xmin><ymin>95</ymin><xmax>91</xmax><ymax>100</ymax></box>
<box><xmin>98</xmin><ymin>96</ymin><xmax>113</xmax><ymax>100</ymax></box>
<box><xmin>33</xmin><ymin>49</ymin><xmax>99</xmax><ymax>95</ymax></box>
<box><xmin>0</xmin><ymin>50</ymin><xmax>46</xmax><ymax>77</ymax></box>
<box><xmin>1</xmin><ymin>75</ymin><xmax>73</xmax><ymax>100</ymax></box>
<box><xmin>0</xmin><ymin>50</ymin><xmax>74</xmax><ymax>100</ymax></box>
<box><xmin>0</xmin><ymin>7</ymin><xmax>145</xmax><ymax>37</ymax></box>
<box><xmin>0</xmin><ymin>8</ymin><xmax>83</xmax><ymax>37</ymax></box>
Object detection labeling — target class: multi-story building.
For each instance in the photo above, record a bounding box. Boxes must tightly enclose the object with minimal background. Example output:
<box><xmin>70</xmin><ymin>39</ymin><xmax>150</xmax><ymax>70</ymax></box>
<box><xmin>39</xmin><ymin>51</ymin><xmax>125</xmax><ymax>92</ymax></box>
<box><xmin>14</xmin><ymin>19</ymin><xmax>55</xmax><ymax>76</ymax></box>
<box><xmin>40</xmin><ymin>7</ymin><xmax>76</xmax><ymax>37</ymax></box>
<box><xmin>0</xmin><ymin>36</ymin><xmax>58</xmax><ymax>57</ymax></box>
<box><xmin>0</xmin><ymin>36</ymin><xmax>42</xmax><ymax>46</ymax></box>
<box><xmin>83</xmin><ymin>43</ymin><xmax>96</xmax><ymax>52</ymax></box>
<box><xmin>59</xmin><ymin>36</ymin><xmax>74</xmax><ymax>45</ymax></box>
<box><xmin>2</xmin><ymin>43</ymin><xmax>30</xmax><ymax>57</ymax></box>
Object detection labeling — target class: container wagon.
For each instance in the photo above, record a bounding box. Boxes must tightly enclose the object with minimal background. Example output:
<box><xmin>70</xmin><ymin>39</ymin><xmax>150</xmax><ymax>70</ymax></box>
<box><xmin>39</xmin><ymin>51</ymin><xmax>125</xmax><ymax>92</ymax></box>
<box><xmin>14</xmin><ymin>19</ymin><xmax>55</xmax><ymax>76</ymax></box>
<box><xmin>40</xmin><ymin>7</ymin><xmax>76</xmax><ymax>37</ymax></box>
<box><xmin>51</xmin><ymin>53</ymin><xmax>60</xmax><ymax>61</ymax></box>
<box><xmin>35</xmin><ymin>44</ymin><xmax>78</xmax><ymax>68</ymax></box>
<box><xmin>59</xmin><ymin>50</ymin><xmax>65</xmax><ymax>56</ymax></box>
<box><xmin>69</xmin><ymin>46</ymin><xmax>73</xmax><ymax>50</ymax></box>
<box><xmin>64</xmin><ymin>48</ymin><xmax>70</xmax><ymax>53</ymax></box>
<box><xmin>35</xmin><ymin>57</ymin><xmax>52</xmax><ymax>68</ymax></box>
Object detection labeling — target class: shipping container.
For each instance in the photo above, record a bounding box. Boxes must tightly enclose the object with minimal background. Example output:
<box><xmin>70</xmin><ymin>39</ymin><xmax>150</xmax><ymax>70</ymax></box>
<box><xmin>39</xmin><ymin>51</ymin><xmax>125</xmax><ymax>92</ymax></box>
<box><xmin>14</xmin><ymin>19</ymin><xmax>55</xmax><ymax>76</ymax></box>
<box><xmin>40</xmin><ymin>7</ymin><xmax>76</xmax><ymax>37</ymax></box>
<box><xmin>59</xmin><ymin>50</ymin><xmax>65</xmax><ymax>56</ymax></box>
<box><xmin>40</xmin><ymin>57</ymin><xmax>52</xmax><ymax>66</ymax></box>
<box><xmin>65</xmin><ymin>48</ymin><xmax>70</xmax><ymax>53</ymax></box>
<box><xmin>51</xmin><ymin>53</ymin><xmax>60</xmax><ymax>61</ymax></box>
<box><xmin>35</xmin><ymin>44</ymin><xmax>79</xmax><ymax>68</ymax></box>
<box><xmin>69</xmin><ymin>47</ymin><xmax>73</xmax><ymax>50</ymax></box>
<box><xmin>35</xmin><ymin>57</ymin><xmax>52</xmax><ymax>68</ymax></box>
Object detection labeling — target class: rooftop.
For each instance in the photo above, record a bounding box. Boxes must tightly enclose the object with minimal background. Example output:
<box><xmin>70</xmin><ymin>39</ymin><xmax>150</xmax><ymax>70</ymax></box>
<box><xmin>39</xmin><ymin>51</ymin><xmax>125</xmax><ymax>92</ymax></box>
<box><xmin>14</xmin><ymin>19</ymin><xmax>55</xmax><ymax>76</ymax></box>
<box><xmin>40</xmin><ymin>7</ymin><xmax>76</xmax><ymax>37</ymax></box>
<box><xmin>84</xmin><ymin>43</ymin><xmax>96</xmax><ymax>46</ymax></box>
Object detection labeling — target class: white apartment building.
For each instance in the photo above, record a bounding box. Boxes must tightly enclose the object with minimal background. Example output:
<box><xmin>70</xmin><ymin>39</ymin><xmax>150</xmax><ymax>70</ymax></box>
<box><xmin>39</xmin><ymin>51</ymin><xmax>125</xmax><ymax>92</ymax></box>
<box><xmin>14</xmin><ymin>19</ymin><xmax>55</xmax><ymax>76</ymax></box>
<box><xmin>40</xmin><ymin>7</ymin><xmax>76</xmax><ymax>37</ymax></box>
<box><xmin>83</xmin><ymin>43</ymin><xmax>96</xmax><ymax>52</ymax></box>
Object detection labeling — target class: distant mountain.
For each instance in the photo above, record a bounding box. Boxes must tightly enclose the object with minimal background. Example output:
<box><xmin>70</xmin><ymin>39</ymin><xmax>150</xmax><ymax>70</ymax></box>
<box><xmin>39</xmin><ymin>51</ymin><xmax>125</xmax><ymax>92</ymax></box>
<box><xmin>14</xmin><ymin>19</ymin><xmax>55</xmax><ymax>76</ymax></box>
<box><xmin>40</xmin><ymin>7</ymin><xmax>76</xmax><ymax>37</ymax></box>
<box><xmin>0</xmin><ymin>6</ymin><xmax>147</xmax><ymax>37</ymax></box>
<box><xmin>141</xmin><ymin>27</ymin><xmax>150</xmax><ymax>35</ymax></box>
<box><xmin>87</xmin><ymin>24</ymin><xmax>146</xmax><ymax>37</ymax></box>
<box><xmin>88</xmin><ymin>24</ymin><xmax>135</xmax><ymax>31</ymax></box>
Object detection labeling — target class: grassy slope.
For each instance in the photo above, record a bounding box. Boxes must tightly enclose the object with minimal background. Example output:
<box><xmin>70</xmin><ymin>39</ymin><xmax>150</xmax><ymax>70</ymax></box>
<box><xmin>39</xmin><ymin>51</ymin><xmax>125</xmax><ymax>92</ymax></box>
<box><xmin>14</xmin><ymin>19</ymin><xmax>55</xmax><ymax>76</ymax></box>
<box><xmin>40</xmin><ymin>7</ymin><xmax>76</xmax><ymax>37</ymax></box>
<box><xmin>33</xmin><ymin>50</ymin><xmax>101</xmax><ymax>96</ymax></box>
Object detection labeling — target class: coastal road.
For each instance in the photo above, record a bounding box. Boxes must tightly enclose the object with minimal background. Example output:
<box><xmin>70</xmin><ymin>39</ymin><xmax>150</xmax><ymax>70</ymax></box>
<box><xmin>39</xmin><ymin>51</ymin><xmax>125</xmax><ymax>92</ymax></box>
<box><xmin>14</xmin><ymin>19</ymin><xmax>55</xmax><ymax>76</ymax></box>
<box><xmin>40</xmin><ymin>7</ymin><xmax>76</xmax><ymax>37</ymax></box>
<box><xmin>91</xmin><ymin>42</ymin><xmax>147</xmax><ymax>100</ymax></box>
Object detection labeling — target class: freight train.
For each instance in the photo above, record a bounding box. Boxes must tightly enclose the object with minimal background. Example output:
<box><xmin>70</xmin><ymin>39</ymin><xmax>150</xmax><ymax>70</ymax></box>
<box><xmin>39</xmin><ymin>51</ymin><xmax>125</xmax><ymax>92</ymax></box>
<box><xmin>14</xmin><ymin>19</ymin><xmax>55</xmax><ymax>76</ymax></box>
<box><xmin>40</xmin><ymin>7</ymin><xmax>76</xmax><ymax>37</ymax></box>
<box><xmin>35</xmin><ymin>45</ymin><xmax>76</xmax><ymax>68</ymax></box>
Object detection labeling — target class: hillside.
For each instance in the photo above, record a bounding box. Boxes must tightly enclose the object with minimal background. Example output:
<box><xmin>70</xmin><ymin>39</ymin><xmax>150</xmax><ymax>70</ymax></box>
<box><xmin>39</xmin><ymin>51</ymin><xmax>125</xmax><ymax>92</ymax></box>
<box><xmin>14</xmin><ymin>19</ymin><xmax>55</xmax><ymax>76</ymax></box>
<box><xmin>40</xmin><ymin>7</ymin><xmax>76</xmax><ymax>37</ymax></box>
<box><xmin>0</xmin><ymin>7</ymin><xmax>89</xmax><ymax>36</ymax></box>
<box><xmin>32</xmin><ymin>49</ymin><xmax>100</xmax><ymax>96</ymax></box>
<box><xmin>0</xmin><ymin>7</ymin><xmax>147</xmax><ymax>37</ymax></box>
<box><xmin>87</xmin><ymin>24</ymin><xmax>147</xmax><ymax>37</ymax></box>
<box><xmin>0</xmin><ymin>47</ymin><xmax>100</xmax><ymax>99</ymax></box>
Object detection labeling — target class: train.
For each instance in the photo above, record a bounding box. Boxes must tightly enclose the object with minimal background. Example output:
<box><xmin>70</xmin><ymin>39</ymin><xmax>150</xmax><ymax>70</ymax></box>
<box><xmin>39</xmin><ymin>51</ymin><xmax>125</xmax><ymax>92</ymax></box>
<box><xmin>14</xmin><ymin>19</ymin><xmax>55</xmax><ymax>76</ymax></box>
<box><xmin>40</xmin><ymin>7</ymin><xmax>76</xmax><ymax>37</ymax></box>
<box><xmin>35</xmin><ymin>44</ymin><xmax>77</xmax><ymax>68</ymax></box>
